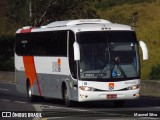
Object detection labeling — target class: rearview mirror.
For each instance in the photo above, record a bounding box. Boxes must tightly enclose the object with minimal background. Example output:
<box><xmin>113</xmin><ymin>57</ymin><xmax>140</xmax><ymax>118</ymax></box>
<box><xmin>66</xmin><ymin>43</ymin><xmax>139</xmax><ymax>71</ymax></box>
<box><xmin>139</xmin><ymin>41</ymin><xmax>148</xmax><ymax>60</ymax></box>
<box><xmin>73</xmin><ymin>42</ymin><xmax>80</xmax><ymax>61</ymax></box>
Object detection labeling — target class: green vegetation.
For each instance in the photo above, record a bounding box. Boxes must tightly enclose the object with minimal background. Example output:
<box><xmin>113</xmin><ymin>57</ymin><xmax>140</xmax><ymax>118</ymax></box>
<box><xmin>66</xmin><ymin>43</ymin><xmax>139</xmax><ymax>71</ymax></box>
<box><xmin>0</xmin><ymin>0</ymin><xmax>160</xmax><ymax>80</ymax></box>
<box><xmin>94</xmin><ymin>0</ymin><xmax>156</xmax><ymax>9</ymax></box>
<box><xmin>7</xmin><ymin>0</ymin><xmax>98</xmax><ymax>27</ymax></box>
<box><xmin>150</xmin><ymin>64</ymin><xmax>160</xmax><ymax>80</ymax></box>
<box><xmin>0</xmin><ymin>36</ymin><xmax>14</xmax><ymax>71</ymax></box>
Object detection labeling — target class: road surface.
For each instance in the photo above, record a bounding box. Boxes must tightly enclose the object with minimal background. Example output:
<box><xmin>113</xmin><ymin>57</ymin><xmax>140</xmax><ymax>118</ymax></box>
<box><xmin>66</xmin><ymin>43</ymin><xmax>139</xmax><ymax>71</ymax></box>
<box><xmin>0</xmin><ymin>81</ymin><xmax>160</xmax><ymax>120</ymax></box>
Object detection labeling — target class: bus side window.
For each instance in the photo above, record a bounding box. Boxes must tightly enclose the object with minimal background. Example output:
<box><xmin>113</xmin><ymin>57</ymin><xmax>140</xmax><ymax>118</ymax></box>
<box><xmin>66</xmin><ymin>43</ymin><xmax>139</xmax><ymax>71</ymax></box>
<box><xmin>15</xmin><ymin>34</ymin><xmax>22</xmax><ymax>55</ymax></box>
<box><xmin>51</xmin><ymin>31</ymin><xmax>67</xmax><ymax>56</ymax></box>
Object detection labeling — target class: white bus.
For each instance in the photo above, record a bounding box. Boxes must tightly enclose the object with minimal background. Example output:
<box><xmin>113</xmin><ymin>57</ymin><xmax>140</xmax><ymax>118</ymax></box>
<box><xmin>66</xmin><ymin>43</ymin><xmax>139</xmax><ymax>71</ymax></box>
<box><xmin>15</xmin><ymin>19</ymin><xmax>148</xmax><ymax>107</ymax></box>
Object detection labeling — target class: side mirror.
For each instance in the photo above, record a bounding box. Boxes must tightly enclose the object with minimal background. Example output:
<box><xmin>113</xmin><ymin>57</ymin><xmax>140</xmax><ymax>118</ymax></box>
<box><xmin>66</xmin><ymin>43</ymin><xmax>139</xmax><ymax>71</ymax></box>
<box><xmin>73</xmin><ymin>42</ymin><xmax>80</xmax><ymax>61</ymax></box>
<box><xmin>139</xmin><ymin>41</ymin><xmax>148</xmax><ymax>60</ymax></box>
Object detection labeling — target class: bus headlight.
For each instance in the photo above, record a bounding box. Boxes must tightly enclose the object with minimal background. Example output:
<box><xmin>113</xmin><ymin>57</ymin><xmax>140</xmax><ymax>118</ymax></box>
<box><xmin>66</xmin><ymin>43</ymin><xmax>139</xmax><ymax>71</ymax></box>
<box><xmin>79</xmin><ymin>86</ymin><xmax>96</xmax><ymax>91</ymax></box>
<box><xmin>127</xmin><ymin>85</ymin><xmax>140</xmax><ymax>90</ymax></box>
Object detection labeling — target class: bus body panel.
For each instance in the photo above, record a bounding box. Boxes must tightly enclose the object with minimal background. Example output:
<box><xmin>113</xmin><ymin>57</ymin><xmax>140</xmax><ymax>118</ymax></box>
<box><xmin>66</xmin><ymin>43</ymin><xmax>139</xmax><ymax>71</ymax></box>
<box><xmin>15</xmin><ymin>55</ymin><xmax>27</xmax><ymax>94</ymax></box>
<box><xmin>77</xmin><ymin>80</ymin><xmax>140</xmax><ymax>102</ymax></box>
<box><xmin>78</xmin><ymin>88</ymin><xmax>139</xmax><ymax>102</ymax></box>
<box><xmin>80</xmin><ymin>80</ymin><xmax>140</xmax><ymax>91</ymax></box>
<box><xmin>15</xmin><ymin>69</ymin><xmax>27</xmax><ymax>94</ymax></box>
<box><xmin>15</xmin><ymin>54</ymin><xmax>79</xmax><ymax>100</ymax></box>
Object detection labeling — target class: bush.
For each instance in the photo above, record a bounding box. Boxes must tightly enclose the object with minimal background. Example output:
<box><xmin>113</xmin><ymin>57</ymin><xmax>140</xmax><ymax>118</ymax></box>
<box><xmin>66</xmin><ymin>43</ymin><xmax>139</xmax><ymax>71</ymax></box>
<box><xmin>150</xmin><ymin>64</ymin><xmax>160</xmax><ymax>80</ymax></box>
<box><xmin>0</xmin><ymin>35</ymin><xmax>15</xmax><ymax>71</ymax></box>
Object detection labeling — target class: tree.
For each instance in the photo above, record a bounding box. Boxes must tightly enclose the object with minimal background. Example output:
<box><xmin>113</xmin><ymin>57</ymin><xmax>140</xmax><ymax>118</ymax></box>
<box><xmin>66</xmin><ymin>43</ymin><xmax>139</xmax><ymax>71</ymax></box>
<box><xmin>7</xmin><ymin>0</ymin><xmax>30</xmax><ymax>26</ymax></box>
<box><xmin>7</xmin><ymin>0</ymin><xmax>99</xmax><ymax>27</ymax></box>
<box><xmin>0</xmin><ymin>36</ymin><xmax>15</xmax><ymax>71</ymax></box>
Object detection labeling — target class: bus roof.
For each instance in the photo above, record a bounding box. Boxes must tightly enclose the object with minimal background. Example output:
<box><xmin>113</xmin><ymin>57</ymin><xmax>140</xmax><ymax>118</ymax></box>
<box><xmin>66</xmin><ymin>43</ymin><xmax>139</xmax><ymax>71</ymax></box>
<box><xmin>16</xmin><ymin>19</ymin><xmax>133</xmax><ymax>33</ymax></box>
<box><xmin>45</xmin><ymin>19</ymin><xmax>111</xmax><ymax>27</ymax></box>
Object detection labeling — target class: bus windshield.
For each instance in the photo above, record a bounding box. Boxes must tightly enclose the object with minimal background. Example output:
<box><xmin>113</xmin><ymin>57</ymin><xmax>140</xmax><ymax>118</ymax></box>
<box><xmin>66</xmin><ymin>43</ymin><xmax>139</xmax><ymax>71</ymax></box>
<box><xmin>77</xmin><ymin>31</ymin><xmax>140</xmax><ymax>81</ymax></box>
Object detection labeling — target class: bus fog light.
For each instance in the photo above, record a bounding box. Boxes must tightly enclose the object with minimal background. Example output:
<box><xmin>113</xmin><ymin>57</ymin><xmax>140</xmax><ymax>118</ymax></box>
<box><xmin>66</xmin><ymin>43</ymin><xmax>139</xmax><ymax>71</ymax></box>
<box><xmin>134</xmin><ymin>93</ymin><xmax>140</xmax><ymax>97</ymax></box>
<box><xmin>132</xmin><ymin>85</ymin><xmax>139</xmax><ymax>90</ymax></box>
<box><xmin>80</xmin><ymin>94</ymin><xmax>85</xmax><ymax>98</ymax></box>
<box><xmin>79</xmin><ymin>86</ymin><xmax>96</xmax><ymax>91</ymax></box>
<box><xmin>132</xmin><ymin>85</ymin><xmax>137</xmax><ymax>90</ymax></box>
<box><xmin>127</xmin><ymin>85</ymin><xmax>139</xmax><ymax>90</ymax></box>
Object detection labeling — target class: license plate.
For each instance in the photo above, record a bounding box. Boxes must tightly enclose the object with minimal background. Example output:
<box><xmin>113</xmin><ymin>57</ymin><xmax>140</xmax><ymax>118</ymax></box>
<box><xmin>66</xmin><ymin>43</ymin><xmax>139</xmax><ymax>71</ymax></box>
<box><xmin>107</xmin><ymin>94</ymin><xmax>117</xmax><ymax>99</ymax></box>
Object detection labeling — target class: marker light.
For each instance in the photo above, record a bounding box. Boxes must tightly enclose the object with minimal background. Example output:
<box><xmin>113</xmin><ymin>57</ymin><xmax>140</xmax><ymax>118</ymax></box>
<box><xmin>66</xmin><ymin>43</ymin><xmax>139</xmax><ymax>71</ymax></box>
<box><xmin>79</xmin><ymin>86</ymin><xmax>96</xmax><ymax>91</ymax></box>
<box><xmin>127</xmin><ymin>85</ymin><xmax>140</xmax><ymax>90</ymax></box>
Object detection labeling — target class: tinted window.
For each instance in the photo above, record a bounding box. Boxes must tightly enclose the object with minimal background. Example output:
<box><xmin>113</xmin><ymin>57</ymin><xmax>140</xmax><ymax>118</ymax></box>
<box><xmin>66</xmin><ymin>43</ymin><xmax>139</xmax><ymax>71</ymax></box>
<box><xmin>15</xmin><ymin>33</ymin><xmax>31</xmax><ymax>56</ymax></box>
<box><xmin>77</xmin><ymin>31</ymin><xmax>107</xmax><ymax>44</ymax></box>
<box><xmin>15</xmin><ymin>31</ymin><xmax>67</xmax><ymax>56</ymax></box>
<box><xmin>107</xmin><ymin>31</ymin><xmax>137</xmax><ymax>43</ymax></box>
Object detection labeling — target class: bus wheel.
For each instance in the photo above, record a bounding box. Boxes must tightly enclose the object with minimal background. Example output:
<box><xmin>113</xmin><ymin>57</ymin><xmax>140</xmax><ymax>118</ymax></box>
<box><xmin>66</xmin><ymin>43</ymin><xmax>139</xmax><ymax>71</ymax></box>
<box><xmin>27</xmin><ymin>82</ymin><xmax>36</xmax><ymax>102</ymax></box>
<box><xmin>114</xmin><ymin>100</ymin><xmax>125</xmax><ymax>107</ymax></box>
<box><xmin>63</xmin><ymin>85</ymin><xmax>73</xmax><ymax>107</ymax></box>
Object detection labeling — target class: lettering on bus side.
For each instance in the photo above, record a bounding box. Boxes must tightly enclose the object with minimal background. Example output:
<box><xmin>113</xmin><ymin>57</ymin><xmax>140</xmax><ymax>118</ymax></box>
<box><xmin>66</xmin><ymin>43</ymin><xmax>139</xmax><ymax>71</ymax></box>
<box><xmin>52</xmin><ymin>58</ymin><xmax>61</xmax><ymax>72</ymax></box>
<box><xmin>125</xmin><ymin>81</ymin><xmax>137</xmax><ymax>84</ymax></box>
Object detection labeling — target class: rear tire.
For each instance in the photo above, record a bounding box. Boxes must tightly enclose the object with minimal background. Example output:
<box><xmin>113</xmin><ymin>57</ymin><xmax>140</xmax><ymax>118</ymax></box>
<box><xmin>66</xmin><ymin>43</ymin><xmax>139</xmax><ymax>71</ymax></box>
<box><xmin>27</xmin><ymin>82</ymin><xmax>36</xmax><ymax>102</ymax></box>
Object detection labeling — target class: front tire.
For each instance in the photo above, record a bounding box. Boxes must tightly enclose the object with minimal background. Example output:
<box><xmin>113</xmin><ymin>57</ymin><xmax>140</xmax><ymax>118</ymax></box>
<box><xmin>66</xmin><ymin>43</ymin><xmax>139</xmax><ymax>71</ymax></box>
<box><xmin>63</xmin><ymin>85</ymin><xmax>73</xmax><ymax>107</ymax></box>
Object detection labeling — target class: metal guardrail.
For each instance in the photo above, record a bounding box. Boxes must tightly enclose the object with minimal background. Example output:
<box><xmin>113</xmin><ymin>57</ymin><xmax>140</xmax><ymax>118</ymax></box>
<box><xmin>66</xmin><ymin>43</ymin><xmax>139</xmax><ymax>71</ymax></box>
<box><xmin>140</xmin><ymin>80</ymin><xmax>160</xmax><ymax>97</ymax></box>
<box><xmin>0</xmin><ymin>71</ymin><xmax>15</xmax><ymax>82</ymax></box>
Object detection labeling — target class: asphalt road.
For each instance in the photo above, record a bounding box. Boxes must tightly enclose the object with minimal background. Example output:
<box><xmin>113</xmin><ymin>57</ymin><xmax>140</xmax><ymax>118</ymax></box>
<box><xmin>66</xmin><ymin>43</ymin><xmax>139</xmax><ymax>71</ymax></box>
<box><xmin>0</xmin><ymin>81</ymin><xmax>160</xmax><ymax>120</ymax></box>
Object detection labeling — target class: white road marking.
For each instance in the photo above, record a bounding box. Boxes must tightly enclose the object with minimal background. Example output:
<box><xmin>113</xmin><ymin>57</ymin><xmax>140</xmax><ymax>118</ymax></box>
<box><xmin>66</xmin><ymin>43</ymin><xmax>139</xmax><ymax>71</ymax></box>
<box><xmin>33</xmin><ymin>117</ymin><xmax>41</xmax><ymax>120</ymax></box>
<box><xmin>0</xmin><ymin>99</ymin><xmax>28</xmax><ymax>104</ymax></box>
<box><xmin>0</xmin><ymin>88</ymin><xmax>9</xmax><ymax>91</ymax></box>
<box><xmin>0</xmin><ymin>98</ymin><xmax>10</xmax><ymax>102</ymax></box>
<box><xmin>98</xmin><ymin>119</ymin><xmax>122</xmax><ymax>120</ymax></box>
<box><xmin>14</xmin><ymin>101</ymin><xmax>27</xmax><ymax>104</ymax></box>
<box><xmin>0</xmin><ymin>81</ymin><xmax>15</xmax><ymax>84</ymax></box>
<box><xmin>56</xmin><ymin>107</ymin><xmax>89</xmax><ymax>112</ymax></box>
<box><xmin>139</xmin><ymin>117</ymin><xmax>160</xmax><ymax>120</ymax></box>
<box><xmin>39</xmin><ymin>104</ymin><xmax>89</xmax><ymax>112</ymax></box>
<box><xmin>32</xmin><ymin>104</ymin><xmax>90</xmax><ymax>120</ymax></box>
<box><xmin>33</xmin><ymin>104</ymin><xmax>43</xmax><ymax>120</ymax></box>
<box><xmin>33</xmin><ymin>104</ymin><xmax>42</xmax><ymax>111</ymax></box>
<box><xmin>43</xmin><ymin>117</ymin><xmax>67</xmax><ymax>120</ymax></box>
<box><xmin>152</xmin><ymin>107</ymin><xmax>160</xmax><ymax>109</ymax></box>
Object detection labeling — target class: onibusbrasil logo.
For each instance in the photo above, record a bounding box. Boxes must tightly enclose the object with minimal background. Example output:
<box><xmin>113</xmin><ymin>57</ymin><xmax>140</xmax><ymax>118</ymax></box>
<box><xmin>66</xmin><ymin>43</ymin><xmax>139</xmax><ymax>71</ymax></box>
<box><xmin>1</xmin><ymin>112</ymin><xmax>42</xmax><ymax>118</ymax></box>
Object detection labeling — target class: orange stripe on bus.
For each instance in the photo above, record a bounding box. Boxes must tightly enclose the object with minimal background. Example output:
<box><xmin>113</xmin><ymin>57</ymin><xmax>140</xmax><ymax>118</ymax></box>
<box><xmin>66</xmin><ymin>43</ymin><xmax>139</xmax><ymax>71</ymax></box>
<box><xmin>23</xmin><ymin>56</ymin><xmax>35</xmax><ymax>86</ymax></box>
<box><xmin>23</xmin><ymin>56</ymin><xmax>42</xmax><ymax>96</ymax></box>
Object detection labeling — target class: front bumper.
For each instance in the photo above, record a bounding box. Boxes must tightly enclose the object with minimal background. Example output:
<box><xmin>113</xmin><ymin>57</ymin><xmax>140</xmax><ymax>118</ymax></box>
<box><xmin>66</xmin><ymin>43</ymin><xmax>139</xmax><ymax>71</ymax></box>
<box><xmin>78</xmin><ymin>89</ymin><xmax>140</xmax><ymax>102</ymax></box>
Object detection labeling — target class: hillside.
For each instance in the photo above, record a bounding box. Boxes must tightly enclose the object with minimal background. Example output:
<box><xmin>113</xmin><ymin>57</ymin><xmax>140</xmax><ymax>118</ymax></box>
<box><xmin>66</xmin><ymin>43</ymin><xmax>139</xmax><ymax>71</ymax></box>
<box><xmin>0</xmin><ymin>0</ymin><xmax>15</xmax><ymax>35</ymax></box>
<box><xmin>94</xmin><ymin>0</ymin><xmax>160</xmax><ymax>79</ymax></box>
<box><xmin>0</xmin><ymin>0</ymin><xmax>160</xmax><ymax>79</ymax></box>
